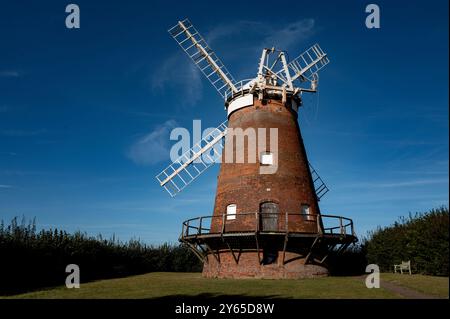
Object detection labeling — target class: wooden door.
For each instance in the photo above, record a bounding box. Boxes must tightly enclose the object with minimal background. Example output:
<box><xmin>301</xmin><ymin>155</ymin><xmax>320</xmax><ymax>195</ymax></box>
<box><xmin>260</xmin><ymin>202</ymin><xmax>279</xmax><ymax>232</ymax></box>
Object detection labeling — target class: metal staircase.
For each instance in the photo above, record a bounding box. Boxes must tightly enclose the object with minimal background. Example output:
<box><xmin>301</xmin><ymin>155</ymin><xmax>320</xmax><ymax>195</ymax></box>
<box><xmin>309</xmin><ymin>162</ymin><xmax>329</xmax><ymax>200</ymax></box>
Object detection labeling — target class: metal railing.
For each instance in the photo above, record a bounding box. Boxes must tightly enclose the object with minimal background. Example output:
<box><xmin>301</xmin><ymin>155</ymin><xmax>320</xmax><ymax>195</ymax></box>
<box><xmin>224</xmin><ymin>79</ymin><xmax>254</xmax><ymax>101</ymax></box>
<box><xmin>181</xmin><ymin>212</ymin><xmax>355</xmax><ymax>239</ymax></box>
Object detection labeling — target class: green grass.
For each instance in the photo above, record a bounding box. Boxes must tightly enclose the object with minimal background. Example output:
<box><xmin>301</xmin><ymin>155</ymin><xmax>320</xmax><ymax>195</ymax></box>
<box><xmin>3</xmin><ymin>272</ymin><xmax>399</xmax><ymax>299</ymax></box>
<box><xmin>381</xmin><ymin>273</ymin><xmax>449</xmax><ymax>298</ymax></box>
<box><xmin>4</xmin><ymin>272</ymin><xmax>447</xmax><ymax>299</ymax></box>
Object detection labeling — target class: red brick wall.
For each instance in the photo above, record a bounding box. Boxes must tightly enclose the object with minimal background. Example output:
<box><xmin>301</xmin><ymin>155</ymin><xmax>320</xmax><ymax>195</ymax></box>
<box><xmin>202</xmin><ymin>250</ymin><xmax>328</xmax><ymax>279</ymax></box>
<box><xmin>211</xmin><ymin>97</ymin><xmax>320</xmax><ymax>234</ymax></box>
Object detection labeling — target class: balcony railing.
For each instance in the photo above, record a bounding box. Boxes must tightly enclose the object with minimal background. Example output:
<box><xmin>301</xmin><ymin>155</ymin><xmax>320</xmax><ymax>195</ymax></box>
<box><xmin>224</xmin><ymin>79</ymin><xmax>253</xmax><ymax>101</ymax></box>
<box><xmin>181</xmin><ymin>212</ymin><xmax>355</xmax><ymax>239</ymax></box>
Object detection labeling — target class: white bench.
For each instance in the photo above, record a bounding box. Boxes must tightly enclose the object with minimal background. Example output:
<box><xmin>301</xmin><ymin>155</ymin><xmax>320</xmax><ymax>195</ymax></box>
<box><xmin>394</xmin><ymin>260</ymin><xmax>411</xmax><ymax>274</ymax></box>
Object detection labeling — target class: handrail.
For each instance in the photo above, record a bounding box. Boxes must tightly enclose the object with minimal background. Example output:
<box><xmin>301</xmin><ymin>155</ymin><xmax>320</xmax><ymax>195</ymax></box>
<box><xmin>224</xmin><ymin>78</ymin><xmax>254</xmax><ymax>101</ymax></box>
<box><xmin>181</xmin><ymin>212</ymin><xmax>355</xmax><ymax>238</ymax></box>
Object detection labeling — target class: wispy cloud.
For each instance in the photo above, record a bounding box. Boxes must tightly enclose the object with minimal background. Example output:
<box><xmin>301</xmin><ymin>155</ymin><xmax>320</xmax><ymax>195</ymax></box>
<box><xmin>152</xmin><ymin>18</ymin><xmax>316</xmax><ymax>103</ymax></box>
<box><xmin>374</xmin><ymin>179</ymin><xmax>449</xmax><ymax>188</ymax></box>
<box><xmin>205</xmin><ymin>21</ymin><xmax>262</xmax><ymax>44</ymax></box>
<box><xmin>0</xmin><ymin>184</ymin><xmax>13</xmax><ymax>189</ymax></box>
<box><xmin>125</xmin><ymin>110</ymin><xmax>172</xmax><ymax>118</ymax></box>
<box><xmin>127</xmin><ymin>120</ymin><xmax>178</xmax><ymax>165</ymax></box>
<box><xmin>0</xmin><ymin>70</ymin><xmax>20</xmax><ymax>78</ymax></box>
<box><xmin>262</xmin><ymin>19</ymin><xmax>316</xmax><ymax>50</ymax></box>
<box><xmin>342</xmin><ymin>178</ymin><xmax>449</xmax><ymax>189</ymax></box>
<box><xmin>0</xmin><ymin>105</ymin><xmax>10</xmax><ymax>113</ymax></box>
<box><xmin>151</xmin><ymin>54</ymin><xmax>203</xmax><ymax>107</ymax></box>
<box><xmin>379</xmin><ymin>139</ymin><xmax>444</xmax><ymax>147</ymax></box>
<box><xmin>206</xmin><ymin>19</ymin><xmax>316</xmax><ymax>51</ymax></box>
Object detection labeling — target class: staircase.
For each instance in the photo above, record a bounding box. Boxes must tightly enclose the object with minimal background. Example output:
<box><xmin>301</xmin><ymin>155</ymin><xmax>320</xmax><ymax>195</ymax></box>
<box><xmin>309</xmin><ymin>162</ymin><xmax>329</xmax><ymax>200</ymax></box>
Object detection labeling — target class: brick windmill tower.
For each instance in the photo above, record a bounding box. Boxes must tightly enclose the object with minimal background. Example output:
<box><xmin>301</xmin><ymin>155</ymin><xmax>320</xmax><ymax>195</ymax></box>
<box><xmin>157</xmin><ymin>19</ymin><xmax>357</xmax><ymax>278</ymax></box>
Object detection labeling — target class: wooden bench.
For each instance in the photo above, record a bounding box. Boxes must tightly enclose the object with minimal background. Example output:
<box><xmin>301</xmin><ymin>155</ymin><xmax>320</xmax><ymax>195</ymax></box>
<box><xmin>394</xmin><ymin>260</ymin><xmax>411</xmax><ymax>274</ymax></box>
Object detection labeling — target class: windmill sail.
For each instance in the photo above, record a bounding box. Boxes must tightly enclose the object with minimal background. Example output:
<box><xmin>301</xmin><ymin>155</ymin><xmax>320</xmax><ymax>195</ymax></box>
<box><xmin>285</xmin><ymin>44</ymin><xmax>329</xmax><ymax>82</ymax></box>
<box><xmin>168</xmin><ymin>19</ymin><xmax>238</xmax><ymax>99</ymax></box>
<box><xmin>156</xmin><ymin>121</ymin><xmax>227</xmax><ymax>197</ymax></box>
<box><xmin>156</xmin><ymin>119</ymin><xmax>329</xmax><ymax>199</ymax></box>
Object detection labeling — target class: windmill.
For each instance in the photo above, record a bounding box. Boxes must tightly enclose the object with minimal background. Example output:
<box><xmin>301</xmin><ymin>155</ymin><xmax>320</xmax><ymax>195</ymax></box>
<box><xmin>156</xmin><ymin>19</ymin><xmax>357</xmax><ymax>278</ymax></box>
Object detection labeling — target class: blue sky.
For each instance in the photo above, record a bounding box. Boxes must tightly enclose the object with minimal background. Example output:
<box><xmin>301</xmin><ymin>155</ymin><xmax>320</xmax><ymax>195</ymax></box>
<box><xmin>0</xmin><ymin>0</ymin><xmax>448</xmax><ymax>244</ymax></box>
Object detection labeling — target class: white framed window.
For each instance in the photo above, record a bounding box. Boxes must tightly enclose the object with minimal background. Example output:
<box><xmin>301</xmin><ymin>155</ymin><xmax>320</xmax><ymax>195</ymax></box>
<box><xmin>301</xmin><ymin>204</ymin><xmax>312</xmax><ymax>220</ymax></box>
<box><xmin>260</xmin><ymin>152</ymin><xmax>273</xmax><ymax>165</ymax></box>
<box><xmin>226</xmin><ymin>204</ymin><xmax>237</xmax><ymax>220</ymax></box>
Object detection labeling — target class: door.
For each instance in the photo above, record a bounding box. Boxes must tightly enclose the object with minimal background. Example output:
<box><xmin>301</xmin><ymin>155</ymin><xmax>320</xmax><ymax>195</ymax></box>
<box><xmin>260</xmin><ymin>202</ymin><xmax>279</xmax><ymax>232</ymax></box>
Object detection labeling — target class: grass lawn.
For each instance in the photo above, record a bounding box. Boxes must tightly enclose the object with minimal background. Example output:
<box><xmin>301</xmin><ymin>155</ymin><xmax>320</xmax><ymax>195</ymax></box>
<box><xmin>3</xmin><ymin>272</ymin><xmax>447</xmax><ymax>299</ymax></box>
<box><xmin>3</xmin><ymin>272</ymin><xmax>399</xmax><ymax>299</ymax></box>
<box><xmin>381</xmin><ymin>273</ymin><xmax>449</xmax><ymax>298</ymax></box>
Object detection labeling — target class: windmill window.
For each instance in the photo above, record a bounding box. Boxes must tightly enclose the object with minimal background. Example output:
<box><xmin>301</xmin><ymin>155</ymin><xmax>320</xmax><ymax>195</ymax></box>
<box><xmin>301</xmin><ymin>204</ymin><xmax>313</xmax><ymax>221</ymax></box>
<box><xmin>260</xmin><ymin>152</ymin><xmax>273</xmax><ymax>165</ymax></box>
<box><xmin>226</xmin><ymin>204</ymin><xmax>237</xmax><ymax>220</ymax></box>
